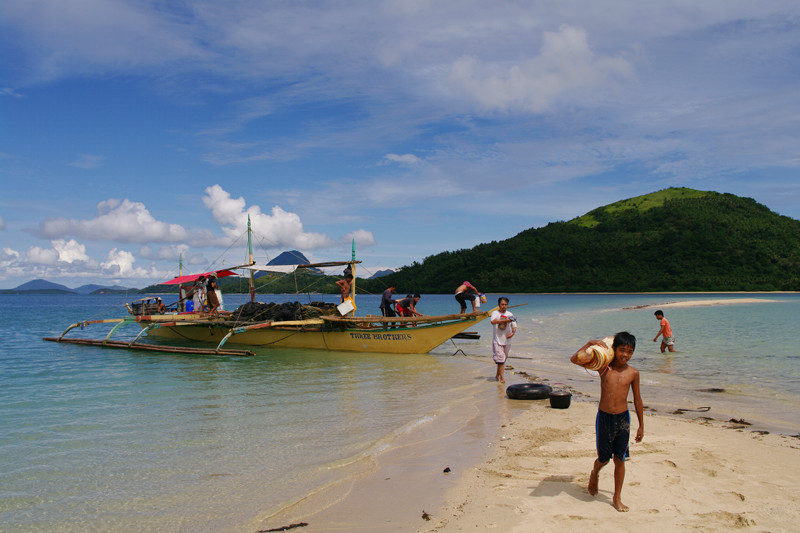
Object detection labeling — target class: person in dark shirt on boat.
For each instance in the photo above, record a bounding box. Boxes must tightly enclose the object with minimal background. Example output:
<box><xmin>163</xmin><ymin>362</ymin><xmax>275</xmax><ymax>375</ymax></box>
<box><xmin>396</xmin><ymin>294</ymin><xmax>423</xmax><ymax>325</ymax></box>
<box><xmin>380</xmin><ymin>286</ymin><xmax>398</xmax><ymax>317</ymax></box>
<box><xmin>455</xmin><ymin>281</ymin><xmax>480</xmax><ymax>314</ymax></box>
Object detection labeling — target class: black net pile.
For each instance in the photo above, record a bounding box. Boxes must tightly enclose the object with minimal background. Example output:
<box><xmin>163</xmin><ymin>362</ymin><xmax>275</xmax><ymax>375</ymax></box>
<box><xmin>231</xmin><ymin>301</ymin><xmax>337</xmax><ymax>323</ymax></box>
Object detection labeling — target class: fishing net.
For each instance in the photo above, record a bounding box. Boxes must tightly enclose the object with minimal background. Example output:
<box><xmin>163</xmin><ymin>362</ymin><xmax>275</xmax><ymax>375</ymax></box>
<box><xmin>231</xmin><ymin>301</ymin><xmax>337</xmax><ymax>323</ymax></box>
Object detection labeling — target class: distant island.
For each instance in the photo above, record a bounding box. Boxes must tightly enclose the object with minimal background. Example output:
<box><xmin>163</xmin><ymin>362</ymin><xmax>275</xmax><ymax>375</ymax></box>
<box><xmin>5</xmin><ymin>188</ymin><xmax>799</xmax><ymax>295</ymax></box>
<box><xmin>0</xmin><ymin>279</ymin><xmax>139</xmax><ymax>295</ymax></box>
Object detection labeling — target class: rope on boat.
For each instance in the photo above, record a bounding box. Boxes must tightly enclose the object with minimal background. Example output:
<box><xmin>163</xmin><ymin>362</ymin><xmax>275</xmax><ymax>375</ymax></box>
<box><xmin>449</xmin><ymin>338</ymin><xmax>467</xmax><ymax>357</ymax></box>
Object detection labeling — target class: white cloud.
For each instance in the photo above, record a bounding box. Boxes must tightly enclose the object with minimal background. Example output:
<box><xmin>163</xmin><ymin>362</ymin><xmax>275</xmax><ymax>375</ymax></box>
<box><xmin>202</xmin><ymin>184</ymin><xmax>336</xmax><ymax>249</ymax></box>
<box><xmin>0</xmin><ymin>88</ymin><xmax>24</xmax><ymax>98</ymax></box>
<box><xmin>384</xmin><ymin>153</ymin><xmax>422</xmax><ymax>165</ymax></box>
<box><xmin>343</xmin><ymin>229</ymin><xmax>377</xmax><ymax>248</ymax></box>
<box><xmin>26</xmin><ymin>246</ymin><xmax>59</xmax><ymax>265</ymax></box>
<box><xmin>1</xmin><ymin>247</ymin><xmax>20</xmax><ymax>261</ymax></box>
<box><xmin>38</xmin><ymin>198</ymin><xmax>189</xmax><ymax>243</ymax></box>
<box><xmin>447</xmin><ymin>25</ymin><xmax>634</xmax><ymax>113</ymax></box>
<box><xmin>102</xmin><ymin>248</ymin><xmax>137</xmax><ymax>276</ymax></box>
<box><xmin>3</xmin><ymin>0</ymin><xmax>205</xmax><ymax>82</ymax></box>
<box><xmin>68</xmin><ymin>154</ymin><xmax>105</xmax><ymax>170</ymax></box>
<box><xmin>52</xmin><ymin>239</ymin><xmax>90</xmax><ymax>263</ymax></box>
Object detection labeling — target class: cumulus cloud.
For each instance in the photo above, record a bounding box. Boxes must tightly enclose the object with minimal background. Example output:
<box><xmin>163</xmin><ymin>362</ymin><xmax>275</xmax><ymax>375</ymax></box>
<box><xmin>37</xmin><ymin>198</ymin><xmax>189</xmax><ymax>243</ymax></box>
<box><xmin>52</xmin><ymin>239</ymin><xmax>90</xmax><ymax>263</ymax></box>
<box><xmin>68</xmin><ymin>154</ymin><xmax>105</xmax><ymax>169</ymax></box>
<box><xmin>202</xmin><ymin>184</ymin><xmax>336</xmax><ymax>249</ymax></box>
<box><xmin>343</xmin><ymin>229</ymin><xmax>377</xmax><ymax>248</ymax></box>
<box><xmin>447</xmin><ymin>25</ymin><xmax>634</xmax><ymax>112</ymax></box>
<box><xmin>26</xmin><ymin>246</ymin><xmax>59</xmax><ymax>265</ymax></box>
<box><xmin>102</xmin><ymin>248</ymin><xmax>138</xmax><ymax>276</ymax></box>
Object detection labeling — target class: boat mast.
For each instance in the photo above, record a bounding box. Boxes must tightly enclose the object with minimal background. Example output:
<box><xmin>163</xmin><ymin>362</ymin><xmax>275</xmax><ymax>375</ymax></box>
<box><xmin>350</xmin><ymin>238</ymin><xmax>356</xmax><ymax>301</ymax></box>
<box><xmin>247</xmin><ymin>215</ymin><xmax>256</xmax><ymax>302</ymax></box>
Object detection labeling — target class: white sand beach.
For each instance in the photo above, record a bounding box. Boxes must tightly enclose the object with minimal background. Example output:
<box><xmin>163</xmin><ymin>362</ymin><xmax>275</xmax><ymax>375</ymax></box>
<box><xmin>419</xmin><ymin>400</ymin><xmax>800</xmax><ymax>532</ymax></box>
<box><xmin>254</xmin><ymin>386</ymin><xmax>800</xmax><ymax>533</ymax></box>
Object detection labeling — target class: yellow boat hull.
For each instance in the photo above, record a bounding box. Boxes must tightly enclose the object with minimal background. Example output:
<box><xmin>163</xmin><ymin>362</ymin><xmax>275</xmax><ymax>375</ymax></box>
<box><xmin>141</xmin><ymin>315</ymin><xmax>486</xmax><ymax>354</ymax></box>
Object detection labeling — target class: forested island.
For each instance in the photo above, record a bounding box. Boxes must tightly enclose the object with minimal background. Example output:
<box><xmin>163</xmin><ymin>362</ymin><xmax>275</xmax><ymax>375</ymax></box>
<box><xmin>361</xmin><ymin>187</ymin><xmax>800</xmax><ymax>293</ymax></box>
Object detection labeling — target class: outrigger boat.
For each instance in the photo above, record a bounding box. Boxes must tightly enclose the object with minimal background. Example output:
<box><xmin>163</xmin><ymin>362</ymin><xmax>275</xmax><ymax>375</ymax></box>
<box><xmin>44</xmin><ymin>219</ymin><xmax>491</xmax><ymax>356</ymax></box>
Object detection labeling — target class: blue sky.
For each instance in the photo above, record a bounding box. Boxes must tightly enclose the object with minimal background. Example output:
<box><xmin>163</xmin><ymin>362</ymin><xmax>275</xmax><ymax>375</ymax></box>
<box><xmin>1</xmin><ymin>1</ymin><xmax>799</xmax><ymax>289</ymax></box>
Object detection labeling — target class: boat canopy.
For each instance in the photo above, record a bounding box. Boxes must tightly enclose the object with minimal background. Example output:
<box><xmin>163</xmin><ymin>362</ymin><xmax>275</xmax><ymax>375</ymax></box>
<box><xmin>240</xmin><ymin>260</ymin><xmax>361</xmax><ymax>275</ymax></box>
<box><xmin>240</xmin><ymin>264</ymin><xmax>297</xmax><ymax>274</ymax></box>
<box><xmin>162</xmin><ymin>269</ymin><xmax>239</xmax><ymax>285</ymax></box>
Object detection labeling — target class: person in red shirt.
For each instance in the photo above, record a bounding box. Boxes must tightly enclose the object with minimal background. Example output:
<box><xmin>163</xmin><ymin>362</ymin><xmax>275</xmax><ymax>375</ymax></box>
<box><xmin>653</xmin><ymin>310</ymin><xmax>675</xmax><ymax>352</ymax></box>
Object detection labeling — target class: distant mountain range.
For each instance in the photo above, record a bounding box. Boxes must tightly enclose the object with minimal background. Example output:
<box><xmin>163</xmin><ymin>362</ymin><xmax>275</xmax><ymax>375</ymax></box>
<box><xmin>0</xmin><ymin>279</ymin><xmax>139</xmax><ymax>294</ymax></box>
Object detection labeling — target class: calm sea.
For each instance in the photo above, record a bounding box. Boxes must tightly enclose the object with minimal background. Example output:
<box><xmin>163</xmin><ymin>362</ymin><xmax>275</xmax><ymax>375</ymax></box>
<box><xmin>1</xmin><ymin>292</ymin><xmax>798</xmax><ymax>531</ymax></box>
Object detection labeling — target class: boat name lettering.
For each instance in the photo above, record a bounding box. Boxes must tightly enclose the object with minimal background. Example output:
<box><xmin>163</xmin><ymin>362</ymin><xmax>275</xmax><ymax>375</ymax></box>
<box><xmin>348</xmin><ymin>332</ymin><xmax>412</xmax><ymax>341</ymax></box>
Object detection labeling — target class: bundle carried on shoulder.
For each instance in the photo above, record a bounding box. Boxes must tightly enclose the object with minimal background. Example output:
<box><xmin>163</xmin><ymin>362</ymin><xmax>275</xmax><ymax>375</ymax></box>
<box><xmin>573</xmin><ymin>336</ymin><xmax>615</xmax><ymax>371</ymax></box>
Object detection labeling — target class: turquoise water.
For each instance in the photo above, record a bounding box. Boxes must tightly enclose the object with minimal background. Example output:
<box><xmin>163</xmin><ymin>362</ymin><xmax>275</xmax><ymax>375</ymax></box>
<box><xmin>1</xmin><ymin>292</ymin><xmax>798</xmax><ymax>531</ymax></box>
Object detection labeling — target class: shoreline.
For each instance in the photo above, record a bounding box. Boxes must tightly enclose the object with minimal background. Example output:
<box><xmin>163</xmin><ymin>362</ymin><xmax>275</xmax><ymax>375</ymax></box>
<box><xmin>253</xmin><ymin>389</ymin><xmax>800</xmax><ymax>532</ymax></box>
<box><xmin>252</xmin><ymin>353</ymin><xmax>800</xmax><ymax>532</ymax></box>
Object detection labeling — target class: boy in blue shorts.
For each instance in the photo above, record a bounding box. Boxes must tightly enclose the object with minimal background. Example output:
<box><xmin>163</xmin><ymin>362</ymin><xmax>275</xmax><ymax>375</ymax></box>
<box><xmin>571</xmin><ymin>331</ymin><xmax>644</xmax><ymax>512</ymax></box>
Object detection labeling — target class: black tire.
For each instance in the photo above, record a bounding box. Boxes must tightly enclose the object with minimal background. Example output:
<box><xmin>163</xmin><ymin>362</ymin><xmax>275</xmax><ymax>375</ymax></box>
<box><xmin>506</xmin><ymin>383</ymin><xmax>552</xmax><ymax>400</ymax></box>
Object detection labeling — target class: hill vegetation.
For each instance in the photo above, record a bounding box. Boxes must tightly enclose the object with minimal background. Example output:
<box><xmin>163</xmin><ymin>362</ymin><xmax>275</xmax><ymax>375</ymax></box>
<box><xmin>359</xmin><ymin>188</ymin><xmax>800</xmax><ymax>293</ymax></box>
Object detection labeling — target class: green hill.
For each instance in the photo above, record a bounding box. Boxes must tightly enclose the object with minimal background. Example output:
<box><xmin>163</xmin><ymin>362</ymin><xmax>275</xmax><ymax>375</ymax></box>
<box><xmin>360</xmin><ymin>188</ymin><xmax>800</xmax><ymax>293</ymax></box>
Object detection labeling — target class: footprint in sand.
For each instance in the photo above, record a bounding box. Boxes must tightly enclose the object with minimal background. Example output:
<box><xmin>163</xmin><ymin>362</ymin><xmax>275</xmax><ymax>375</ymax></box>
<box><xmin>691</xmin><ymin>449</ymin><xmax>722</xmax><ymax>477</ymax></box>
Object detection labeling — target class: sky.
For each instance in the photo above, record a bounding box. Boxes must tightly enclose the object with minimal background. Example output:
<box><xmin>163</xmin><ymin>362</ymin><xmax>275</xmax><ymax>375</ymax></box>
<box><xmin>1</xmin><ymin>1</ymin><xmax>799</xmax><ymax>290</ymax></box>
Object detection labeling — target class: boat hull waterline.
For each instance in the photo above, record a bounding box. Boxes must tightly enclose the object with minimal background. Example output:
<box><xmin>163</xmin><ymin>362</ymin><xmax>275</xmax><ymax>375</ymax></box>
<box><xmin>138</xmin><ymin>313</ymin><xmax>488</xmax><ymax>354</ymax></box>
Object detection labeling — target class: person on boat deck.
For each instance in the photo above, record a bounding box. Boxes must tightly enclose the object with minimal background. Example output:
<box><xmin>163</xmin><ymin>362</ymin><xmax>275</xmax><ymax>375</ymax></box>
<box><xmin>396</xmin><ymin>294</ymin><xmax>423</xmax><ymax>320</ymax></box>
<box><xmin>206</xmin><ymin>274</ymin><xmax>221</xmax><ymax>315</ymax></box>
<box><xmin>455</xmin><ymin>281</ymin><xmax>480</xmax><ymax>314</ymax></box>
<box><xmin>380</xmin><ymin>286</ymin><xmax>398</xmax><ymax>317</ymax></box>
<box><xmin>335</xmin><ymin>275</ymin><xmax>353</xmax><ymax>303</ymax></box>
<box><xmin>193</xmin><ymin>276</ymin><xmax>206</xmax><ymax>312</ymax></box>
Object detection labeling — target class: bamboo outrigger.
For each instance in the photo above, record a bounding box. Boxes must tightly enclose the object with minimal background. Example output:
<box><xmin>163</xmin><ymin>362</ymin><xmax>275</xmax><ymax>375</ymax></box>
<box><xmin>44</xmin><ymin>217</ymin><xmax>491</xmax><ymax>356</ymax></box>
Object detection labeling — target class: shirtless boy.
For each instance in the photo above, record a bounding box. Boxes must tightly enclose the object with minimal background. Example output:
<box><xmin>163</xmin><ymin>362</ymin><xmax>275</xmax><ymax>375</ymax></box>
<box><xmin>571</xmin><ymin>331</ymin><xmax>644</xmax><ymax>512</ymax></box>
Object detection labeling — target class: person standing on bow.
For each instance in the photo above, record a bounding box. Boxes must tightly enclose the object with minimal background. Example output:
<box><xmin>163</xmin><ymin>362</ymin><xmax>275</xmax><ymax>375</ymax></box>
<box><xmin>455</xmin><ymin>281</ymin><xmax>480</xmax><ymax>314</ymax></box>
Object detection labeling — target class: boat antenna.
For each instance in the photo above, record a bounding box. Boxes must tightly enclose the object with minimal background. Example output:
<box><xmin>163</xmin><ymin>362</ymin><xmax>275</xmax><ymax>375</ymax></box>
<box><xmin>179</xmin><ymin>252</ymin><xmax>183</xmax><ymax>276</ymax></box>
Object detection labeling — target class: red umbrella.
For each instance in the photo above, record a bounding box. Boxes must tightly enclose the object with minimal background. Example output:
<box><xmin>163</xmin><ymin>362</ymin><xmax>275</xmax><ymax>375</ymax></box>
<box><xmin>161</xmin><ymin>269</ymin><xmax>239</xmax><ymax>285</ymax></box>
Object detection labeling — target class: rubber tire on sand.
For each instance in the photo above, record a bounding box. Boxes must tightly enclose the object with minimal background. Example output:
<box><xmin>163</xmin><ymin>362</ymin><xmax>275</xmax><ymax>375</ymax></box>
<box><xmin>506</xmin><ymin>383</ymin><xmax>552</xmax><ymax>400</ymax></box>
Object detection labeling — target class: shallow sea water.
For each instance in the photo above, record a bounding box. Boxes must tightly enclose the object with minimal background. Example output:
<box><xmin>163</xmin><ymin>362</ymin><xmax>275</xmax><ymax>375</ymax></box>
<box><xmin>0</xmin><ymin>292</ymin><xmax>797</xmax><ymax>531</ymax></box>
